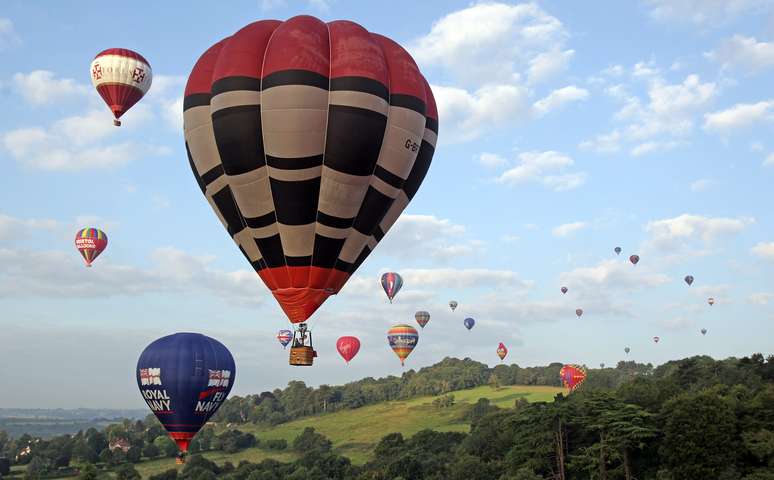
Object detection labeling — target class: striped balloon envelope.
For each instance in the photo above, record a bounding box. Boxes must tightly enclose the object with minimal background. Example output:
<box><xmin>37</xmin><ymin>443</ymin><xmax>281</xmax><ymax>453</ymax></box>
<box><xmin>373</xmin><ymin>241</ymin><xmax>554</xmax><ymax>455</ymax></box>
<box><xmin>74</xmin><ymin>228</ymin><xmax>108</xmax><ymax>267</ymax></box>
<box><xmin>183</xmin><ymin>16</ymin><xmax>438</xmax><ymax>326</ymax></box>
<box><xmin>276</xmin><ymin>329</ymin><xmax>293</xmax><ymax>349</ymax></box>
<box><xmin>414</xmin><ymin>310</ymin><xmax>430</xmax><ymax>329</ymax></box>
<box><xmin>90</xmin><ymin>48</ymin><xmax>152</xmax><ymax>126</ymax></box>
<box><xmin>387</xmin><ymin>324</ymin><xmax>418</xmax><ymax>366</ymax></box>
<box><xmin>381</xmin><ymin>272</ymin><xmax>403</xmax><ymax>303</ymax></box>
<box><xmin>560</xmin><ymin>364</ymin><xmax>587</xmax><ymax>392</ymax></box>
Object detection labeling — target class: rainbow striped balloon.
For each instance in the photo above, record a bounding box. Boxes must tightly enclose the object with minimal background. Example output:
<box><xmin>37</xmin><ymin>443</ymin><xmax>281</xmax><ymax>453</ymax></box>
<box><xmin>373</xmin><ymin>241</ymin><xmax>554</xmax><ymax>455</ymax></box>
<box><xmin>75</xmin><ymin>228</ymin><xmax>108</xmax><ymax>267</ymax></box>
<box><xmin>387</xmin><ymin>324</ymin><xmax>418</xmax><ymax>366</ymax></box>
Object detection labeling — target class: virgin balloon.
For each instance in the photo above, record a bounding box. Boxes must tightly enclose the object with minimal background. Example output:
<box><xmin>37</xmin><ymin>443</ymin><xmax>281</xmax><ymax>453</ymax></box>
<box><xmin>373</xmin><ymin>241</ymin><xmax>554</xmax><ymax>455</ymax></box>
<box><xmin>336</xmin><ymin>336</ymin><xmax>360</xmax><ymax>364</ymax></box>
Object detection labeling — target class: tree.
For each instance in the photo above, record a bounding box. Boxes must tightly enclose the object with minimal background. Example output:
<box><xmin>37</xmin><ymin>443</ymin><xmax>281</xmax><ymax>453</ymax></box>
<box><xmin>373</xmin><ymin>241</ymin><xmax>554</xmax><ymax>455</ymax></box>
<box><xmin>126</xmin><ymin>446</ymin><xmax>142</xmax><ymax>463</ymax></box>
<box><xmin>148</xmin><ymin>469</ymin><xmax>179</xmax><ymax>480</ymax></box>
<box><xmin>292</xmin><ymin>428</ymin><xmax>331</xmax><ymax>453</ymax></box>
<box><xmin>142</xmin><ymin>442</ymin><xmax>160</xmax><ymax>459</ymax></box>
<box><xmin>114</xmin><ymin>464</ymin><xmax>141</xmax><ymax>480</ymax></box>
<box><xmin>154</xmin><ymin>436</ymin><xmax>179</xmax><ymax>458</ymax></box>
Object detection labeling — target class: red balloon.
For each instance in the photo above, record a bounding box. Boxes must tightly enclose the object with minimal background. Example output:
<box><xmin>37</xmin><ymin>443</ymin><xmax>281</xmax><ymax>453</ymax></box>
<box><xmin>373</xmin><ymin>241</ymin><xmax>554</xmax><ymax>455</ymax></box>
<box><xmin>496</xmin><ymin>342</ymin><xmax>508</xmax><ymax>361</ymax></box>
<box><xmin>336</xmin><ymin>336</ymin><xmax>360</xmax><ymax>364</ymax></box>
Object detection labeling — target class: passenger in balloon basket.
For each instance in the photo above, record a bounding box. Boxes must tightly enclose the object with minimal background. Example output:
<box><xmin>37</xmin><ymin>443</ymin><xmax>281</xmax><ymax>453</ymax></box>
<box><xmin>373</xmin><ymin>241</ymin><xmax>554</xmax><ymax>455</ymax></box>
<box><xmin>289</xmin><ymin>323</ymin><xmax>317</xmax><ymax>366</ymax></box>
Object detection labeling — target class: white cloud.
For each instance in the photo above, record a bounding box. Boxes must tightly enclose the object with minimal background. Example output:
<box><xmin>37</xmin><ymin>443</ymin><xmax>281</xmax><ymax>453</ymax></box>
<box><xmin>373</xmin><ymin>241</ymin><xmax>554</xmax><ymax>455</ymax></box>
<box><xmin>658</xmin><ymin>316</ymin><xmax>694</xmax><ymax>331</ymax></box>
<box><xmin>495</xmin><ymin>150</ymin><xmax>586</xmax><ymax>191</ymax></box>
<box><xmin>690</xmin><ymin>178</ymin><xmax>715</xmax><ymax>192</ymax></box>
<box><xmin>707</xmin><ymin>35</ymin><xmax>774</xmax><ymax>73</ymax></box>
<box><xmin>764</xmin><ymin>153</ymin><xmax>774</xmax><ymax>167</ymax></box>
<box><xmin>477</xmin><ymin>152</ymin><xmax>508</xmax><ymax>168</ymax></box>
<box><xmin>528</xmin><ymin>48</ymin><xmax>575</xmax><ymax>85</ymax></box>
<box><xmin>579</xmin><ymin>130</ymin><xmax>622</xmax><ymax>153</ymax></box>
<box><xmin>645</xmin><ymin>214</ymin><xmax>755</xmax><ymax>251</ymax></box>
<box><xmin>533</xmin><ymin>85</ymin><xmax>589</xmax><ymax>115</ymax></box>
<box><xmin>552</xmin><ymin>221</ymin><xmax>587</xmax><ymax>237</ymax></box>
<box><xmin>0</xmin><ymin>18</ymin><xmax>20</xmax><ymax>50</ymax></box>
<box><xmin>751</xmin><ymin>241</ymin><xmax>774</xmax><ymax>260</ymax></box>
<box><xmin>376</xmin><ymin>214</ymin><xmax>481</xmax><ymax>263</ymax></box>
<box><xmin>748</xmin><ymin>292</ymin><xmax>773</xmax><ymax>305</ymax></box>
<box><xmin>643</xmin><ymin>0</ymin><xmax>770</xmax><ymax>26</ymax></box>
<box><xmin>0</xmin><ymin>214</ymin><xmax>58</xmax><ymax>241</ymax></box>
<box><xmin>12</xmin><ymin>71</ymin><xmax>89</xmax><ymax>105</ymax></box>
<box><xmin>559</xmin><ymin>259</ymin><xmax>671</xmax><ymax>294</ymax></box>
<box><xmin>703</xmin><ymin>101</ymin><xmax>774</xmax><ymax>134</ymax></box>
<box><xmin>630</xmin><ymin>140</ymin><xmax>681</xmax><ymax>156</ymax></box>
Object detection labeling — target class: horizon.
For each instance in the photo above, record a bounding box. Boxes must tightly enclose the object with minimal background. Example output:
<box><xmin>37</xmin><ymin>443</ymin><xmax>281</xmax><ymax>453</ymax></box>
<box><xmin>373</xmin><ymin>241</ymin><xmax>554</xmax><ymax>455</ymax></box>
<box><xmin>1</xmin><ymin>0</ymin><xmax>773</xmax><ymax>409</ymax></box>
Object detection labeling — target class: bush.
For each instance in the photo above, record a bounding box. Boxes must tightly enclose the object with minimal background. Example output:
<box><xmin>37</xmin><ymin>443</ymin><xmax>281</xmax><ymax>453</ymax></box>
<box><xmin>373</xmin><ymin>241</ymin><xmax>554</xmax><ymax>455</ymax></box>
<box><xmin>264</xmin><ymin>439</ymin><xmax>288</xmax><ymax>450</ymax></box>
<box><xmin>292</xmin><ymin>428</ymin><xmax>332</xmax><ymax>453</ymax></box>
<box><xmin>114</xmin><ymin>463</ymin><xmax>141</xmax><ymax>480</ymax></box>
<box><xmin>148</xmin><ymin>469</ymin><xmax>178</xmax><ymax>480</ymax></box>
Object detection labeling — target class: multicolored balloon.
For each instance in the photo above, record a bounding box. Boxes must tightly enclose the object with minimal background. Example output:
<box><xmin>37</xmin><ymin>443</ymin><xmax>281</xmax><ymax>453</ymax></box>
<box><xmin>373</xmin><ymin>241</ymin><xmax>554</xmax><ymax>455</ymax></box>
<box><xmin>614</xmin><ymin>247</ymin><xmax>622</xmax><ymax>255</ymax></box>
<box><xmin>575</xmin><ymin>308</ymin><xmax>584</xmax><ymax>318</ymax></box>
<box><xmin>684</xmin><ymin>275</ymin><xmax>694</xmax><ymax>286</ymax></box>
<box><xmin>75</xmin><ymin>228</ymin><xmax>108</xmax><ymax>267</ymax></box>
<box><xmin>183</xmin><ymin>16</ymin><xmax>438</xmax><ymax>327</ymax></box>
<box><xmin>701</xmin><ymin>328</ymin><xmax>707</xmax><ymax>336</ymax></box>
<box><xmin>708</xmin><ymin>297</ymin><xmax>715</xmax><ymax>306</ymax></box>
<box><xmin>336</xmin><ymin>336</ymin><xmax>360</xmax><ymax>364</ymax></box>
<box><xmin>449</xmin><ymin>300</ymin><xmax>458</xmax><ymax>311</ymax></box>
<box><xmin>415</xmin><ymin>311</ymin><xmax>430</xmax><ymax>329</ymax></box>
<box><xmin>90</xmin><ymin>48</ymin><xmax>152</xmax><ymax>126</ymax></box>
<box><xmin>496</xmin><ymin>342</ymin><xmax>507</xmax><ymax>361</ymax></box>
<box><xmin>137</xmin><ymin>333</ymin><xmax>234</xmax><ymax>463</ymax></box>
<box><xmin>387</xmin><ymin>324</ymin><xmax>418</xmax><ymax>366</ymax></box>
<box><xmin>463</xmin><ymin>317</ymin><xmax>475</xmax><ymax>330</ymax></box>
<box><xmin>653</xmin><ymin>336</ymin><xmax>660</xmax><ymax>343</ymax></box>
<box><xmin>560</xmin><ymin>364</ymin><xmax>587</xmax><ymax>392</ymax></box>
<box><xmin>624</xmin><ymin>347</ymin><xmax>630</xmax><ymax>354</ymax></box>
<box><xmin>561</xmin><ymin>286</ymin><xmax>568</xmax><ymax>294</ymax></box>
<box><xmin>629</xmin><ymin>254</ymin><xmax>640</xmax><ymax>265</ymax></box>
<box><xmin>276</xmin><ymin>330</ymin><xmax>293</xmax><ymax>349</ymax></box>
<box><xmin>381</xmin><ymin>272</ymin><xmax>403</xmax><ymax>304</ymax></box>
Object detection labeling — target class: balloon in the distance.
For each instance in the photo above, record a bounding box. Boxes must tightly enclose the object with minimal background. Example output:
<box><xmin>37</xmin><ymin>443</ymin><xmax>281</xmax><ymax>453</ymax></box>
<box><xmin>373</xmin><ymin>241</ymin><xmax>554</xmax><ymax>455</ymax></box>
<box><xmin>463</xmin><ymin>317</ymin><xmax>475</xmax><ymax>330</ymax></box>
<box><xmin>560</xmin><ymin>364</ymin><xmax>587</xmax><ymax>392</ymax></box>
<box><xmin>624</xmin><ymin>347</ymin><xmax>630</xmax><ymax>354</ymax></box>
<box><xmin>496</xmin><ymin>342</ymin><xmax>508</xmax><ymax>361</ymax></box>
<box><xmin>561</xmin><ymin>286</ymin><xmax>568</xmax><ymax>294</ymax></box>
<box><xmin>381</xmin><ymin>272</ymin><xmax>403</xmax><ymax>304</ymax></box>
<box><xmin>414</xmin><ymin>311</ymin><xmax>430</xmax><ymax>329</ymax></box>
<box><xmin>183</xmin><ymin>16</ymin><xmax>438</xmax><ymax>326</ymax></box>
<box><xmin>276</xmin><ymin>330</ymin><xmax>292</xmax><ymax>349</ymax></box>
<box><xmin>137</xmin><ymin>333</ymin><xmax>234</xmax><ymax>462</ymax></box>
<box><xmin>387</xmin><ymin>324</ymin><xmax>418</xmax><ymax>366</ymax></box>
<box><xmin>614</xmin><ymin>247</ymin><xmax>622</xmax><ymax>255</ymax></box>
<box><xmin>708</xmin><ymin>297</ymin><xmax>715</xmax><ymax>306</ymax></box>
<box><xmin>684</xmin><ymin>275</ymin><xmax>694</xmax><ymax>286</ymax></box>
<box><xmin>701</xmin><ymin>328</ymin><xmax>707</xmax><ymax>336</ymax></box>
<box><xmin>575</xmin><ymin>308</ymin><xmax>584</xmax><ymax>318</ymax></box>
<box><xmin>75</xmin><ymin>228</ymin><xmax>108</xmax><ymax>267</ymax></box>
<box><xmin>90</xmin><ymin>48</ymin><xmax>152</xmax><ymax>126</ymax></box>
<box><xmin>653</xmin><ymin>336</ymin><xmax>660</xmax><ymax>343</ymax></box>
<box><xmin>600</xmin><ymin>363</ymin><xmax>605</xmax><ymax>368</ymax></box>
<box><xmin>629</xmin><ymin>254</ymin><xmax>640</xmax><ymax>265</ymax></box>
<box><xmin>336</xmin><ymin>336</ymin><xmax>360</xmax><ymax>364</ymax></box>
<box><xmin>449</xmin><ymin>300</ymin><xmax>458</xmax><ymax>312</ymax></box>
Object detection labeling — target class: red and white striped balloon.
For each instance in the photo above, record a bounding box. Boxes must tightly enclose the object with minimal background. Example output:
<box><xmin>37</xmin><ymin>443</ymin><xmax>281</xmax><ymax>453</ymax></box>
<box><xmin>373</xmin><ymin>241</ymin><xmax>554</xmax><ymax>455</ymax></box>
<box><xmin>90</xmin><ymin>48</ymin><xmax>152</xmax><ymax>126</ymax></box>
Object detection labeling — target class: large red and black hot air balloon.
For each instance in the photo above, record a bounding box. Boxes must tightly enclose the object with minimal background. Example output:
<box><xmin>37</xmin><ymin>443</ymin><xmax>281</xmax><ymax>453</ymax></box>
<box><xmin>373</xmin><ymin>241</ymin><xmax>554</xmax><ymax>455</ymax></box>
<box><xmin>90</xmin><ymin>49</ymin><xmax>152</xmax><ymax>126</ymax></box>
<box><xmin>183</xmin><ymin>17</ymin><xmax>438</xmax><ymax>363</ymax></box>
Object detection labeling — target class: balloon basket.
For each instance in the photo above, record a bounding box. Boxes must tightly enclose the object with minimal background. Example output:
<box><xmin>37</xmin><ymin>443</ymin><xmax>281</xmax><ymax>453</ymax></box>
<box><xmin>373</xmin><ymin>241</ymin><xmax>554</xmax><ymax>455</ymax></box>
<box><xmin>175</xmin><ymin>456</ymin><xmax>185</xmax><ymax>465</ymax></box>
<box><xmin>289</xmin><ymin>346</ymin><xmax>315</xmax><ymax>366</ymax></box>
<box><xmin>113</xmin><ymin>119</ymin><xmax>121</xmax><ymax>127</ymax></box>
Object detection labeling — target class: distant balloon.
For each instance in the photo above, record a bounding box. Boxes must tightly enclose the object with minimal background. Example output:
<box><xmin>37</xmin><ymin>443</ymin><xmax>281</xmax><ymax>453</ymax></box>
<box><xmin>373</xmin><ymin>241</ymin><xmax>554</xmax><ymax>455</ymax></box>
<box><xmin>653</xmin><ymin>336</ymin><xmax>660</xmax><ymax>343</ymax></box>
<box><xmin>90</xmin><ymin>48</ymin><xmax>152</xmax><ymax>126</ymax></box>
<box><xmin>560</xmin><ymin>364</ymin><xmax>587</xmax><ymax>392</ymax></box>
<box><xmin>137</xmin><ymin>333</ymin><xmax>234</xmax><ymax>463</ymax></box>
<box><xmin>701</xmin><ymin>328</ymin><xmax>707</xmax><ymax>336</ymax></box>
<box><xmin>575</xmin><ymin>308</ymin><xmax>584</xmax><ymax>318</ymax></box>
<box><xmin>464</xmin><ymin>317</ymin><xmax>475</xmax><ymax>330</ymax></box>
<box><xmin>561</xmin><ymin>286</ymin><xmax>568</xmax><ymax>294</ymax></box>
<box><xmin>708</xmin><ymin>297</ymin><xmax>715</xmax><ymax>306</ymax></box>
<box><xmin>381</xmin><ymin>272</ymin><xmax>403</xmax><ymax>303</ymax></box>
<box><xmin>449</xmin><ymin>300</ymin><xmax>458</xmax><ymax>312</ymax></box>
<box><xmin>496</xmin><ymin>342</ymin><xmax>508</xmax><ymax>361</ymax></box>
<box><xmin>276</xmin><ymin>330</ymin><xmax>292</xmax><ymax>349</ymax></box>
<box><xmin>415</xmin><ymin>311</ymin><xmax>430</xmax><ymax>329</ymax></box>
<box><xmin>624</xmin><ymin>347</ymin><xmax>630</xmax><ymax>354</ymax></box>
<box><xmin>629</xmin><ymin>254</ymin><xmax>640</xmax><ymax>265</ymax></box>
<box><xmin>387</xmin><ymin>324</ymin><xmax>418</xmax><ymax>366</ymax></box>
<box><xmin>614</xmin><ymin>247</ymin><xmax>622</xmax><ymax>255</ymax></box>
<box><xmin>600</xmin><ymin>362</ymin><xmax>605</xmax><ymax>368</ymax></box>
<box><xmin>684</xmin><ymin>275</ymin><xmax>694</xmax><ymax>286</ymax></box>
<box><xmin>75</xmin><ymin>228</ymin><xmax>108</xmax><ymax>267</ymax></box>
<box><xmin>336</xmin><ymin>336</ymin><xmax>360</xmax><ymax>364</ymax></box>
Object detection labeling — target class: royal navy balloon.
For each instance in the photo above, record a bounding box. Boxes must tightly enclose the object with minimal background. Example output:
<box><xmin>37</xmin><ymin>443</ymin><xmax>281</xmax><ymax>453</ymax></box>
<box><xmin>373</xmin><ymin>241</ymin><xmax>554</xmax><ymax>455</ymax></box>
<box><xmin>137</xmin><ymin>333</ymin><xmax>235</xmax><ymax>462</ymax></box>
<box><xmin>463</xmin><ymin>317</ymin><xmax>475</xmax><ymax>330</ymax></box>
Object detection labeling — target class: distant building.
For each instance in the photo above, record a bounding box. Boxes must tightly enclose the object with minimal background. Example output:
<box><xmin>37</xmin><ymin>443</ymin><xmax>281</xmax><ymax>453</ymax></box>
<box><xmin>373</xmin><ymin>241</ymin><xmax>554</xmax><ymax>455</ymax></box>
<box><xmin>109</xmin><ymin>438</ymin><xmax>131</xmax><ymax>453</ymax></box>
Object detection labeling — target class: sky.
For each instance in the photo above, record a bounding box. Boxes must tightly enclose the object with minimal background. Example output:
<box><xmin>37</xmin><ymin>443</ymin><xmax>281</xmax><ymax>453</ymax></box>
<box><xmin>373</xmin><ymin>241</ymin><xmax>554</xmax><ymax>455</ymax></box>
<box><xmin>1</xmin><ymin>0</ymin><xmax>773</xmax><ymax>409</ymax></box>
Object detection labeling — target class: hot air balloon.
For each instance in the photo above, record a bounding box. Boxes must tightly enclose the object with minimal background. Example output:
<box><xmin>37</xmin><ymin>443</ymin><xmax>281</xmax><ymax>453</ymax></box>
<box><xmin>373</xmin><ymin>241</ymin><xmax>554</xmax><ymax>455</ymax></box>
<box><xmin>387</xmin><ymin>324</ymin><xmax>418</xmax><ymax>366</ymax></box>
<box><xmin>276</xmin><ymin>330</ymin><xmax>293</xmax><ymax>349</ymax></box>
<box><xmin>381</xmin><ymin>272</ymin><xmax>403</xmax><ymax>303</ymax></box>
<box><xmin>629</xmin><ymin>254</ymin><xmax>640</xmax><ymax>265</ymax></box>
<box><xmin>614</xmin><ymin>247</ymin><xmax>622</xmax><ymax>255</ymax></box>
<box><xmin>464</xmin><ymin>317</ymin><xmax>475</xmax><ymax>330</ymax></box>
<box><xmin>575</xmin><ymin>308</ymin><xmax>583</xmax><ymax>318</ymax></box>
<box><xmin>624</xmin><ymin>347</ymin><xmax>630</xmax><ymax>354</ymax></box>
<box><xmin>561</xmin><ymin>286</ymin><xmax>568</xmax><ymax>294</ymax></box>
<box><xmin>708</xmin><ymin>297</ymin><xmax>715</xmax><ymax>306</ymax></box>
<box><xmin>137</xmin><ymin>333</ymin><xmax>234</xmax><ymax>463</ymax></box>
<box><xmin>701</xmin><ymin>328</ymin><xmax>707</xmax><ymax>335</ymax></box>
<box><xmin>75</xmin><ymin>228</ymin><xmax>108</xmax><ymax>267</ymax></box>
<box><xmin>449</xmin><ymin>300</ymin><xmax>458</xmax><ymax>312</ymax></box>
<box><xmin>183</xmin><ymin>16</ymin><xmax>438</xmax><ymax>367</ymax></box>
<box><xmin>684</xmin><ymin>275</ymin><xmax>694</xmax><ymax>286</ymax></box>
<box><xmin>90</xmin><ymin>49</ymin><xmax>152</xmax><ymax>126</ymax></box>
<box><xmin>336</xmin><ymin>336</ymin><xmax>360</xmax><ymax>364</ymax></box>
<box><xmin>600</xmin><ymin>362</ymin><xmax>605</xmax><ymax>368</ymax></box>
<box><xmin>496</xmin><ymin>343</ymin><xmax>507</xmax><ymax>361</ymax></box>
<box><xmin>560</xmin><ymin>364</ymin><xmax>587</xmax><ymax>392</ymax></box>
<box><xmin>653</xmin><ymin>336</ymin><xmax>660</xmax><ymax>343</ymax></box>
<box><xmin>415</xmin><ymin>311</ymin><xmax>430</xmax><ymax>329</ymax></box>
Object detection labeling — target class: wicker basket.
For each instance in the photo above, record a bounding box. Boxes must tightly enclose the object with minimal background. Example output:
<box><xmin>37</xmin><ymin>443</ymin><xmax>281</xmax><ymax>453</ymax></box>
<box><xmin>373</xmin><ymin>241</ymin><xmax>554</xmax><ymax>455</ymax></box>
<box><xmin>289</xmin><ymin>346</ymin><xmax>315</xmax><ymax>366</ymax></box>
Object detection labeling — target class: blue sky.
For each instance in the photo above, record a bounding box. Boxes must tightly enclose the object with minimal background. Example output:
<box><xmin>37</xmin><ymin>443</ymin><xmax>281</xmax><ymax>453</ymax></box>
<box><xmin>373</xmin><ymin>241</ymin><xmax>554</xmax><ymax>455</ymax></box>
<box><xmin>1</xmin><ymin>0</ymin><xmax>773</xmax><ymax>408</ymax></box>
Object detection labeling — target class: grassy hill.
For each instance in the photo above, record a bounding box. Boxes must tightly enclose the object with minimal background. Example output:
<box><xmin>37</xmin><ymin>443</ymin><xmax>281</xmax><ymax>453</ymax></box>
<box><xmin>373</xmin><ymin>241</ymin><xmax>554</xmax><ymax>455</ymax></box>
<box><xmin>132</xmin><ymin>384</ymin><xmax>561</xmax><ymax>478</ymax></box>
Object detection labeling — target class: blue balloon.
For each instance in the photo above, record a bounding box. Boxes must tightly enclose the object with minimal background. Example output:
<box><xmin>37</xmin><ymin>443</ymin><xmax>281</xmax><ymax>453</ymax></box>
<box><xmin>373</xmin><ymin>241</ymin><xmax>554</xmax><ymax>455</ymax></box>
<box><xmin>137</xmin><ymin>333</ymin><xmax>235</xmax><ymax>461</ymax></box>
<box><xmin>464</xmin><ymin>317</ymin><xmax>475</xmax><ymax>330</ymax></box>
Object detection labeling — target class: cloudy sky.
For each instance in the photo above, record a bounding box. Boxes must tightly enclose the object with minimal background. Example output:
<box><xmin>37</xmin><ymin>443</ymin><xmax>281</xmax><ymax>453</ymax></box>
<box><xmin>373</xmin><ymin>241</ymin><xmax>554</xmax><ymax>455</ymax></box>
<box><xmin>1</xmin><ymin>0</ymin><xmax>773</xmax><ymax>408</ymax></box>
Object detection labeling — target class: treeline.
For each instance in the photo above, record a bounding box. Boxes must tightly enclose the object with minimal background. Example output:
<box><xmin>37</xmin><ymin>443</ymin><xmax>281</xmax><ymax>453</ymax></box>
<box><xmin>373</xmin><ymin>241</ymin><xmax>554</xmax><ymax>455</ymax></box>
<box><xmin>212</xmin><ymin>357</ymin><xmax>653</xmax><ymax>425</ymax></box>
